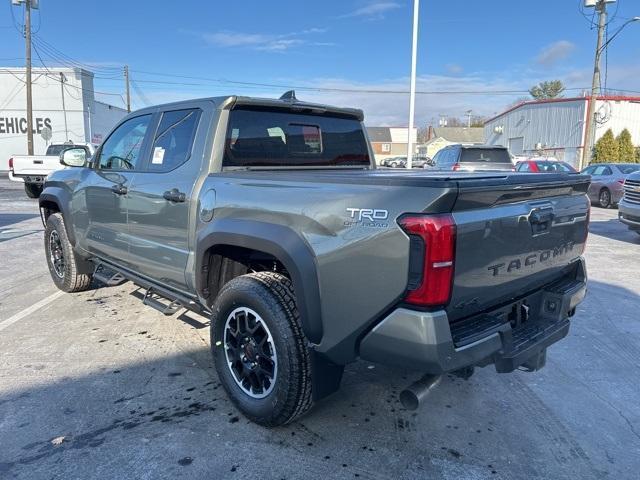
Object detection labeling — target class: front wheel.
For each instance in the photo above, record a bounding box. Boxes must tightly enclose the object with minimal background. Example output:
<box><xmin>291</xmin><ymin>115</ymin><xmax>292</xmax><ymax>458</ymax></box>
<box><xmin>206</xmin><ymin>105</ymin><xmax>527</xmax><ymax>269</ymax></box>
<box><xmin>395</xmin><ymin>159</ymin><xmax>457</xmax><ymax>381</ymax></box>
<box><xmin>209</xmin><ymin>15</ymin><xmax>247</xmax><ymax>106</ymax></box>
<box><xmin>211</xmin><ymin>272</ymin><xmax>313</xmax><ymax>426</ymax></box>
<box><xmin>598</xmin><ymin>188</ymin><xmax>611</xmax><ymax>208</ymax></box>
<box><xmin>24</xmin><ymin>183</ymin><xmax>43</xmax><ymax>199</ymax></box>
<box><xmin>44</xmin><ymin>213</ymin><xmax>93</xmax><ymax>292</ymax></box>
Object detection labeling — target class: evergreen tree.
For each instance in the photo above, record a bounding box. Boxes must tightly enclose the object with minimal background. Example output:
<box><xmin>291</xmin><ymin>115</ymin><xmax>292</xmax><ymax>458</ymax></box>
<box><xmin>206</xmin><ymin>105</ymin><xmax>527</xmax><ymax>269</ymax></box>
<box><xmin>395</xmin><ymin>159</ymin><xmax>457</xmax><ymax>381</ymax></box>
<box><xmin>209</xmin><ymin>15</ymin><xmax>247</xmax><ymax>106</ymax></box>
<box><xmin>616</xmin><ymin>129</ymin><xmax>636</xmax><ymax>163</ymax></box>
<box><xmin>592</xmin><ymin>129</ymin><xmax>619</xmax><ymax>164</ymax></box>
<box><xmin>529</xmin><ymin>80</ymin><xmax>565</xmax><ymax>99</ymax></box>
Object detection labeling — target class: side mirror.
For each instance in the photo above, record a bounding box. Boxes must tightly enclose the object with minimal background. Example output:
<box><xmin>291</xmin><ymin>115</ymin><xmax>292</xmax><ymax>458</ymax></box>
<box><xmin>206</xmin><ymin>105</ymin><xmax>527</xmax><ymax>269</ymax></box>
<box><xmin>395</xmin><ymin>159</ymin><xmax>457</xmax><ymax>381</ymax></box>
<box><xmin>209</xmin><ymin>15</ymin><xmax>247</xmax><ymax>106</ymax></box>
<box><xmin>60</xmin><ymin>148</ymin><xmax>87</xmax><ymax>167</ymax></box>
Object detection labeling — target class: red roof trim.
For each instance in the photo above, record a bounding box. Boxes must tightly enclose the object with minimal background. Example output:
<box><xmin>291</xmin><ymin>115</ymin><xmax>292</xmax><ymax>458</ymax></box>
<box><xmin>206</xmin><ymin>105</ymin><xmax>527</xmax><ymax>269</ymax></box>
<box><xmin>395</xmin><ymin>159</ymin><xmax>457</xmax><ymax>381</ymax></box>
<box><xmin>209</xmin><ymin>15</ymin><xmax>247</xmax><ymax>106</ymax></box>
<box><xmin>485</xmin><ymin>95</ymin><xmax>640</xmax><ymax>124</ymax></box>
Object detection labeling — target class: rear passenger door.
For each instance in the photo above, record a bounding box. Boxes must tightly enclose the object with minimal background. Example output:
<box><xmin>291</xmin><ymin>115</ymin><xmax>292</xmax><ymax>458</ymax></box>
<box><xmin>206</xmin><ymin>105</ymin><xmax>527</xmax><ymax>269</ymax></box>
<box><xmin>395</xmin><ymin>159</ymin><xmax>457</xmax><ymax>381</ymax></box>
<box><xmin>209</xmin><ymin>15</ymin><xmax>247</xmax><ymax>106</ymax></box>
<box><xmin>126</xmin><ymin>104</ymin><xmax>208</xmax><ymax>293</ymax></box>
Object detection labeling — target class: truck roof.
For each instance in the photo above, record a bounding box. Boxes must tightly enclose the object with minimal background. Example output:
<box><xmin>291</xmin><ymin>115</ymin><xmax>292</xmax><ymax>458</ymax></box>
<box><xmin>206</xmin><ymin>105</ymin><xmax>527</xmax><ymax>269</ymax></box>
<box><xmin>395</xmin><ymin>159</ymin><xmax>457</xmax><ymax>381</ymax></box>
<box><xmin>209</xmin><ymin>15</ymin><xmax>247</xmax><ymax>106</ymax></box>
<box><xmin>131</xmin><ymin>94</ymin><xmax>365</xmax><ymax>121</ymax></box>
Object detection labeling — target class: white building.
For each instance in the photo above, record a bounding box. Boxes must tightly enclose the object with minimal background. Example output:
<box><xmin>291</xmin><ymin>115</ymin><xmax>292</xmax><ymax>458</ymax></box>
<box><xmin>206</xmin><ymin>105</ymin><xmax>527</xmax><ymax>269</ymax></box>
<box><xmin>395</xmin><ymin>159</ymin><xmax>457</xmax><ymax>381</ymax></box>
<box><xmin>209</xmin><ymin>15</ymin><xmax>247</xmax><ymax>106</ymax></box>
<box><xmin>484</xmin><ymin>96</ymin><xmax>640</xmax><ymax>167</ymax></box>
<box><xmin>0</xmin><ymin>67</ymin><xmax>127</xmax><ymax>168</ymax></box>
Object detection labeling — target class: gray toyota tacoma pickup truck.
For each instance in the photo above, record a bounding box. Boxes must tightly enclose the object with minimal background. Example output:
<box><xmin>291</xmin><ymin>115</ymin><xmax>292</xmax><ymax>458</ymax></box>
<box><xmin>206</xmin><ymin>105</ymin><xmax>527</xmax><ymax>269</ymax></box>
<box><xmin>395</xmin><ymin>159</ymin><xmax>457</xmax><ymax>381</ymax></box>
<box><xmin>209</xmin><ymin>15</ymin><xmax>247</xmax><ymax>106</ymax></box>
<box><xmin>39</xmin><ymin>93</ymin><xmax>589</xmax><ymax>426</ymax></box>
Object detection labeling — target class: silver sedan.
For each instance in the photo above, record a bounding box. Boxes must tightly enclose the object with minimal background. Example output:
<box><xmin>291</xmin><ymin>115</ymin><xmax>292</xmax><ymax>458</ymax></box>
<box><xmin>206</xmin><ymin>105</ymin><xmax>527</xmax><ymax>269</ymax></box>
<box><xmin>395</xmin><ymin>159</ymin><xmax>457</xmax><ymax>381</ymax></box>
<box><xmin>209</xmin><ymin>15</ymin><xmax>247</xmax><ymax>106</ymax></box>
<box><xmin>581</xmin><ymin>163</ymin><xmax>640</xmax><ymax>208</ymax></box>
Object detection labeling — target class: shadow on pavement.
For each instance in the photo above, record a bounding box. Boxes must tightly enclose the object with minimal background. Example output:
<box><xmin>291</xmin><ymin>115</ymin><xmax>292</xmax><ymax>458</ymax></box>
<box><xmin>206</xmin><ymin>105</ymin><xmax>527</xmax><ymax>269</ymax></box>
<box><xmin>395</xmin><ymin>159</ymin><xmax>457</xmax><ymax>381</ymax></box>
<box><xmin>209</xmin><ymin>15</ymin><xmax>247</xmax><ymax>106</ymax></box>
<box><xmin>588</xmin><ymin>216</ymin><xmax>640</xmax><ymax>244</ymax></box>
<box><xmin>0</xmin><ymin>213</ymin><xmax>40</xmax><ymax>228</ymax></box>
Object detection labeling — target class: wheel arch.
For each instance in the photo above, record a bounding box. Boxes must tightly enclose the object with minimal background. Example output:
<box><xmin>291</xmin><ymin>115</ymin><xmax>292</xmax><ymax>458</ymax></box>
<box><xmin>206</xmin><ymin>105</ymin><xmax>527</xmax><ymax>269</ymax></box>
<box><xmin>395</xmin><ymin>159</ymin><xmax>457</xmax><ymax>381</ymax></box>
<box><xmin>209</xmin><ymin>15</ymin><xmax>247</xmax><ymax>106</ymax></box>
<box><xmin>39</xmin><ymin>187</ymin><xmax>76</xmax><ymax>246</ymax></box>
<box><xmin>196</xmin><ymin>219</ymin><xmax>323</xmax><ymax>344</ymax></box>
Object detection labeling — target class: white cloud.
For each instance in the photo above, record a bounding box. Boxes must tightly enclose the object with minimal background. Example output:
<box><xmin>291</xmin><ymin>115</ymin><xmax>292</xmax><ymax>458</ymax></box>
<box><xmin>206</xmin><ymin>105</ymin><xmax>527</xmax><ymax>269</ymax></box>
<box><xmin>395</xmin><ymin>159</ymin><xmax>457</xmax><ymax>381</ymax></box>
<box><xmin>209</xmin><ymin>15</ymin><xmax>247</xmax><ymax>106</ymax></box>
<box><xmin>338</xmin><ymin>1</ymin><xmax>402</xmax><ymax>19</ymax></box>
<box><xmin>535</xmin><ymin>40</ymin><xmax>576</xmax><ymax>66</ymax></box>
<box><xmin>201</xmin><ymin>28</ymin><xmax>330</xmax><ymax>52</ymax></box>
<box><xmin>445</xmin><ymin>63</ymin><xmax>463</xmax><ymax>74</ymax></box>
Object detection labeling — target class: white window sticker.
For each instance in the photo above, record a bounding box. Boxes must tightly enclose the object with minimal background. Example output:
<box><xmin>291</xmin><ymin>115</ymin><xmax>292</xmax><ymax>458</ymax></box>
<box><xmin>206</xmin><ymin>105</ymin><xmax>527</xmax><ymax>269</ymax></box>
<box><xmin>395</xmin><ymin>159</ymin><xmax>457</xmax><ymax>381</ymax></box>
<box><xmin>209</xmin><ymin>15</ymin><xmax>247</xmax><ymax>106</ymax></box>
<box><xmin>152</xmin><ymin>146</ymin><xmax>165</xmax><ymax>164</ymax></box>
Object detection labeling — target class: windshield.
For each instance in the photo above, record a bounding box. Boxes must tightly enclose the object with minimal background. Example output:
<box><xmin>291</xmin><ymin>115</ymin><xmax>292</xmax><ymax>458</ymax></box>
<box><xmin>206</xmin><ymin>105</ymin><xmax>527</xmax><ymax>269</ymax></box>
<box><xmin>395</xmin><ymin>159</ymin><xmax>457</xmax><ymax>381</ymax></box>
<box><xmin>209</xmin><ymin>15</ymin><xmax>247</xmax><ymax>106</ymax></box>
<box><xmin>617</xmin><ymin>165</ymin><xmax>640</xmax><ymax>174</ymax></box>
<box><xmin>223</xmin><ymin>107</ymin><xmax>370</xmax><ymax>168</ymax></box>
<box><xmin>460</xmin><ymin>148</ymin><xmax>512</xmax><ymax>164</ymax></box>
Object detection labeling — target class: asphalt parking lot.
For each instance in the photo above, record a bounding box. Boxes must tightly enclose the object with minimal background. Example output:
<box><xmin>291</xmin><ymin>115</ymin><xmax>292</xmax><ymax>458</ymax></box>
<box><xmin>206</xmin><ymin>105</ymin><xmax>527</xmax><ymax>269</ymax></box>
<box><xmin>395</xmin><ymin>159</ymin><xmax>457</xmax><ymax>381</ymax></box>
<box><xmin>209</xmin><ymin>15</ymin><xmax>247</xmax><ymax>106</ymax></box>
<box><xmin>1</xmin><ymin>176</ymin><xmax>639</xmax><ymax>480</ymax></box>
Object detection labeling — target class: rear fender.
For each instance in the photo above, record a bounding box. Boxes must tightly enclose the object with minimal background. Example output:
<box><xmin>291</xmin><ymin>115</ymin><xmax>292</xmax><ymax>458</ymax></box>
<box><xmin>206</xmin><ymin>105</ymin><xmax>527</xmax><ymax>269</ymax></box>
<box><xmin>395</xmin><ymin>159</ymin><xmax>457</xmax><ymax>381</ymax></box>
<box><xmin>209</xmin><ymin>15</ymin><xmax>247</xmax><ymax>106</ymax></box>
<box><xmin>196</xmin><ymin>218</ymin><xmax>323</xmax><ymax>344</ymax></box>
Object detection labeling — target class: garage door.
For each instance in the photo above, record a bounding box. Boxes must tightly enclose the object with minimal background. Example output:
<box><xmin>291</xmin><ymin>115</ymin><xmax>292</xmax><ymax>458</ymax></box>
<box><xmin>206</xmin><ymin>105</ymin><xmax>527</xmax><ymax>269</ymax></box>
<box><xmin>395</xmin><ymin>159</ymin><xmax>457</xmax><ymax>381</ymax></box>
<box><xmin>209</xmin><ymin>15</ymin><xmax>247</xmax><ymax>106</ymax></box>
<box><xmin>508</xmin><ymin>137</ymin><xmax>524</xmax><ymax>155</ymax></box>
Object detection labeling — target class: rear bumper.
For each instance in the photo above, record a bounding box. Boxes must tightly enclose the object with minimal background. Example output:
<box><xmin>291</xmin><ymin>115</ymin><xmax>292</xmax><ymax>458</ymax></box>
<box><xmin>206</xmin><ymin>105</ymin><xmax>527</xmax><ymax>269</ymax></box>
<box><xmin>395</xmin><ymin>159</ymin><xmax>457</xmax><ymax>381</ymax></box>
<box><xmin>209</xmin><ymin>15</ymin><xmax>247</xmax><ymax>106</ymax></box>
<box><xmin>359</xmin><ymin>258</ymin><xmax>587</xmax><ymax>374</ymax></box>
<box><xmin>619</xmin><ymin>199</ymin><xmax>640</xmax><ymax>231</ymax></box>
<box><xmin>8</xmin><ymin>171</ymin><xmax>46</xmax><ymax>184</ymax></box>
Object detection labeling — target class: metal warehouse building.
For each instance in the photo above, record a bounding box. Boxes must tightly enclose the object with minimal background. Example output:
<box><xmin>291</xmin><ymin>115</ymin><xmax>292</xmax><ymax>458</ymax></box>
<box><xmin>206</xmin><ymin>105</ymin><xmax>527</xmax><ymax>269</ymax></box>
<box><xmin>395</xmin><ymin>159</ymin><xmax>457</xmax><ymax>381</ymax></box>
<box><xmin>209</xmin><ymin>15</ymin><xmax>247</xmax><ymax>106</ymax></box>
<box><xmin>484</xmin><ymin>96</ymin><xmax>640</xmax><ymax>168</ymax></box>
<box><xmin>0</xmin><ymin>67</ymin><xmax>127</xmax><ymax>168</ymax></box>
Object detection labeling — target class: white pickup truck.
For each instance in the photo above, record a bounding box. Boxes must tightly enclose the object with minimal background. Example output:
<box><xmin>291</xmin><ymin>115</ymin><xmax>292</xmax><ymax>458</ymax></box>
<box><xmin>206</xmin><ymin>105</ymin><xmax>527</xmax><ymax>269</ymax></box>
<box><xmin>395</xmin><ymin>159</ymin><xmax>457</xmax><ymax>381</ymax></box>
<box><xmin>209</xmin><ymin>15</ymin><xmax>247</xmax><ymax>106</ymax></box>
<box><xmin>9</xmin><ymin>143</ymin><xmax>95</xmax><ymax>198</ymax></box>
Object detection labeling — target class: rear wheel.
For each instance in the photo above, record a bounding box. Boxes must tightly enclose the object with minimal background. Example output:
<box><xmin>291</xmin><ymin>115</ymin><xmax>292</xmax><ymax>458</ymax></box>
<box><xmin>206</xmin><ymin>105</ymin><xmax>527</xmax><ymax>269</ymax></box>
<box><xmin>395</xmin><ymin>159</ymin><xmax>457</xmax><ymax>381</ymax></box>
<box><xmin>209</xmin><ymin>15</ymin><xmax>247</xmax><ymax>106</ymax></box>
<box><xmin>598</xmin><ymin>188</ymin><xmax>611</xmax><ymax>208</ymax></box>
<box><xmin>24</xmin><ymin>183</ymin><xmax>43</xmax><ymax>199</ymax></box>
<box><xmin>44</xmin><ymin>213</ymin><xmax>93</xmax><ymax>292</ymax></box>
<box><xmin>211</xmin><ymin>272</ymin><xmax>313</xmax><ymax>426</ymax></box>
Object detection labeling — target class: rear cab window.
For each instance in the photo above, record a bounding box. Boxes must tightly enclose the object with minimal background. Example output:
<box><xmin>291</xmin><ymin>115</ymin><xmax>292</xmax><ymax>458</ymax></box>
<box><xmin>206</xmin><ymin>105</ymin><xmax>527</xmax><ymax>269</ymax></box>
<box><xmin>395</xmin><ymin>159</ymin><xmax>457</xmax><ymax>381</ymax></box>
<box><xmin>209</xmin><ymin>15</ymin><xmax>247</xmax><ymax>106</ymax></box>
<box><xmin>460</xmin><ymin>147</ymin><xmax>512</xmax><ymax>165</ymax></box>
<box><xmin>223</xmin><ymin>106</ymin><xmax>370</xmax><ymax>168</ymax></box>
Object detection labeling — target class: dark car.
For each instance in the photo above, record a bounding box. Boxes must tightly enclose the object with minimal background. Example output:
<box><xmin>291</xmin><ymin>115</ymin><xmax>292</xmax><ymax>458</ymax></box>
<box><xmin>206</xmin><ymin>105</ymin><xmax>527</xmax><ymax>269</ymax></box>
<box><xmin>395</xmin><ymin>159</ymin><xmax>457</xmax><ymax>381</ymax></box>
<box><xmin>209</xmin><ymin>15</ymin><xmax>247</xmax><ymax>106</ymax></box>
<box><xmin>432</xmin><ymin>144</ymin><xmax>514</xmax><ymax>172</ymax></box>
<box><xmin>516</xmin><ymin>159</ymin><xmax>577</xmax><ymax>173</ymax></box>
<box><xmin>581</xmin><ymin>163</ymin><xmax>640</xmax><ymax>208</ymax></box>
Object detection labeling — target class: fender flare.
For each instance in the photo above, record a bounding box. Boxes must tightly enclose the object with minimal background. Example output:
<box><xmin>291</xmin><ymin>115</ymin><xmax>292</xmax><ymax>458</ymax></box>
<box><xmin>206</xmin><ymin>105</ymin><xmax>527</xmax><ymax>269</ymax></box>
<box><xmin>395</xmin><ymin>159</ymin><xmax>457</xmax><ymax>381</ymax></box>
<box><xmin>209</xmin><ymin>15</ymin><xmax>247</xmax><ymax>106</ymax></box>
<box><xmin>39</xmin><ymin>187</ymin><xmax>77</xmax><ymax>246</ymax></box>
<box><xmin>196</xmin><ymin>218</ymin><xmax>323</xmax><ymax>344</ymax></box>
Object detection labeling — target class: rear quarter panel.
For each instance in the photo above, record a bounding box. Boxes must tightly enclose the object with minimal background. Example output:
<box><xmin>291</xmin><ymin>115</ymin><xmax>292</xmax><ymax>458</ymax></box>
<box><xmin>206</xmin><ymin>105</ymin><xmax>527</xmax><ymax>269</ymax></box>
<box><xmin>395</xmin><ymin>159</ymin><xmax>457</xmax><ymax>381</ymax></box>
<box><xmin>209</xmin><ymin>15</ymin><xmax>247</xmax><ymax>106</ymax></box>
<box><xmin>198</xmin><ymin>172</ymin><xmax>456</xmax><ymax>363</ymax></box>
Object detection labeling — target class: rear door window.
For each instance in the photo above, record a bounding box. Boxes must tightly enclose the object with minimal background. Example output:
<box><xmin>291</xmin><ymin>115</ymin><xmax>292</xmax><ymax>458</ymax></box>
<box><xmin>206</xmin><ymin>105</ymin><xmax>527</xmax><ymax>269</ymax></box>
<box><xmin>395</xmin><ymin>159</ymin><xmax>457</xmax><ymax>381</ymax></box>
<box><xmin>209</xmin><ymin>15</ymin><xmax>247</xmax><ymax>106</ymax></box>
<box><xmin>148</xmin><ymin>108</ymin><xmax>201</xmax><ymax>172</ymax></box>
<box><xmin>460</xmin><ymin>148</ymin><xmax>511</xmax><ymax>165</ymax></box>
<box><xmin>223</xmin><ymin>107</ymin><xmax>370</xmax><ymax>168</ymax></box>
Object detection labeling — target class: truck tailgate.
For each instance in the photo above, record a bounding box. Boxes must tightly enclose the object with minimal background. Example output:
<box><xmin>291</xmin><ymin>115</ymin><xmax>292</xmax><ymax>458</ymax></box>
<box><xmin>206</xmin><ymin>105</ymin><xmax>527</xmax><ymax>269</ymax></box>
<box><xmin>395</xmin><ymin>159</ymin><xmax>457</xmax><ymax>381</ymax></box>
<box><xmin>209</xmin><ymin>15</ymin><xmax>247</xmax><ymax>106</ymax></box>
<box><xmin>12</xmin><ymin>155</ymin><xmax>59</xmax><ymax>176</ymax></box>
<box><xmin>447</xmin><ymin>174</ymin><xmax>589</xmax><ymax>322</ymax></box>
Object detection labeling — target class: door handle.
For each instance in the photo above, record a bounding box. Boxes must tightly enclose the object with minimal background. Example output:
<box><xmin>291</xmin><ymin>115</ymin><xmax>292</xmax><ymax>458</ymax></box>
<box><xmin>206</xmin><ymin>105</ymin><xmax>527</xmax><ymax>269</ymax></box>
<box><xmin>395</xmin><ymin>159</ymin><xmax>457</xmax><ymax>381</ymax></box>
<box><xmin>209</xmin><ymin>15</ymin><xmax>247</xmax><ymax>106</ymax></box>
<box><xmin>163</xmin><ymin>188</ymin><xmax>186</xmax><ymax>203</ymax></box>
<box><xmin>111</xmin><ymin>184</ymin><xmax>127</xmax><ymax>195</ymax></box>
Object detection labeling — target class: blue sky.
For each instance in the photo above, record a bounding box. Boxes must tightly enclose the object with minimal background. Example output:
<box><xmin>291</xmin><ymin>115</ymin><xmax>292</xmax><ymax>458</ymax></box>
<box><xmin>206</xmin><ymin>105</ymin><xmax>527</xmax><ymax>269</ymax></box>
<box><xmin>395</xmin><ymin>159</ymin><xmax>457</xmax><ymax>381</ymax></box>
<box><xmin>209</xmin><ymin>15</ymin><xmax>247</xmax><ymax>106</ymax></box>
<box><xmin>2</xmin><ymin>0</ymin><xmax>639</xmax><ymax>125</ymax></box>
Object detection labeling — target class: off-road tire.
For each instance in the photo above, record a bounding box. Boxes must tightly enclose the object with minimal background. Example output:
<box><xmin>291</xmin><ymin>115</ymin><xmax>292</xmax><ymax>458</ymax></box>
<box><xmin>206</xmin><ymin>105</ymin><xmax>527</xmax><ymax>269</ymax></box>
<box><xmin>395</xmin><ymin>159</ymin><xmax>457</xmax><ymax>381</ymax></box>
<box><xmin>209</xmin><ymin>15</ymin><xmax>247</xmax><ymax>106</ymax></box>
<box><xmin>24</xmin><ymin>183</ymin><xmax>43</xmax><ymax>199</ymax></box>
<box><xmin>44</xmin><ymin>213</ymin><xmax>92</xmax><ymax>292</ymax></box>
<box><xmin>598</xmin><ymin>188</ymin><xmax>611</xmax><ymax>209</ymax></box>
<box><xmin>211</xmin><ymin>272</ymin><xmax>313</xmax><ymax>426</ymax></box>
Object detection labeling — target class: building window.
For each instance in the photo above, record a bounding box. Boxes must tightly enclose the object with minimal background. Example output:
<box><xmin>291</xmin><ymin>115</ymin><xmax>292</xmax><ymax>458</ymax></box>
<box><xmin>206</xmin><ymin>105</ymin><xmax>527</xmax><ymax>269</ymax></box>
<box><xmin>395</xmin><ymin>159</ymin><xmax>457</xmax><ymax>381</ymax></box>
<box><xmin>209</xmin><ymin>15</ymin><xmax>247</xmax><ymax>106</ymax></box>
<box><xmin>381</xmin><ymin>143</ymin><xmax>391</xmax><ymax>152</ymax></box>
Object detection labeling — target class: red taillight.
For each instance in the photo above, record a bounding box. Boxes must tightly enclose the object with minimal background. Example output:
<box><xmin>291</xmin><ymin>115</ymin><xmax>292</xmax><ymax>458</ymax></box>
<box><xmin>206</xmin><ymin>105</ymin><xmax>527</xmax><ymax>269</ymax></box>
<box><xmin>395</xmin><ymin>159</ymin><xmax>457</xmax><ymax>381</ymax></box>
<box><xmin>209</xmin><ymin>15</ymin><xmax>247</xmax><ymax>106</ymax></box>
<box><xmin>452</xmin><ymin>163</ymin><xmax>461</xmax><ymax>171</ymax></box>
<box><xmin>8</xmin><ymin>157</ymin><xmax>13</xmax><ymax>171</ymax></box>
<box><xmin>398</xmin><ymin>214</ymin><xmax>456</xmax><ymax>307</ymax></box>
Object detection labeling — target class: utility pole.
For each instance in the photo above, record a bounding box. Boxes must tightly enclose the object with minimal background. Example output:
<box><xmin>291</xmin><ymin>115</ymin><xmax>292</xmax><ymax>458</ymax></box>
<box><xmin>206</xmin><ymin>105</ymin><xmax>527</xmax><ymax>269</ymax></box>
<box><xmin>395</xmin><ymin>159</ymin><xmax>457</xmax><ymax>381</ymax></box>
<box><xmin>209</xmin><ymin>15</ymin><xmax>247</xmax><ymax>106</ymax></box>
<box><xmin>582</xmin><ymin>0</ymin><xmax>608</xmax><ymax>170</ymax></box>
<box><xmin>60</xmin><ymin>72</ymin><xmax>68</xmax><ymax>141</ymax></box>
<box><xmin>406</xmin><ymin>0</ymin><xmax>419</xmax><ymax>169</ymax></box>
<box><xmin>124</xmin><ymin>65</ymin><xmax>131</xmax><ymax>113</ymax></box>
<box><xmin>24</xmin><ymin>0</ymin><xmax>34</xmax><ymax>155</ymax></box>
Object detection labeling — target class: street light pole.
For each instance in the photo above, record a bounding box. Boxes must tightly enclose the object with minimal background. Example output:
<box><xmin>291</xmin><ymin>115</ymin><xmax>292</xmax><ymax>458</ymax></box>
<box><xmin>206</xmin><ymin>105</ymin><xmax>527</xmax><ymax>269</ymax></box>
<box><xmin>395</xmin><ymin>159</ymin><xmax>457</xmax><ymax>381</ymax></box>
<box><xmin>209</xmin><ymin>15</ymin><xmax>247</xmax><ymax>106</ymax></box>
<box><xmin>406</xmin><ymin>0</ymin><xmax>419</xmax><ymax>169</ymax></box>
<box><xmin>582</xmin><ymin>0</ymin><xmax>607</xmax><ymax>170</ymax></box>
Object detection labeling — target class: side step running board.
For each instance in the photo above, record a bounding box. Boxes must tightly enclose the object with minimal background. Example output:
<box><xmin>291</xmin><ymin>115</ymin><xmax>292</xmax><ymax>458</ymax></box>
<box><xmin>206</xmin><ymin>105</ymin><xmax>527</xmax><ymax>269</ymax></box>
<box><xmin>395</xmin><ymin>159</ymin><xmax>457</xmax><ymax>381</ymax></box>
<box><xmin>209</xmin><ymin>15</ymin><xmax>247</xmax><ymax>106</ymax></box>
<box><xmin>89</xmin><ymin>258</ymin><xmax>211</xmax><ymax>317</ymax></box>
<box><xmin>93</xmin><ymin>265</ymin><xmax>128</xmax><ymax>287</ymax></box>
<box><xmin>143</xmin><ymin>287</ymin><xmax>183</xmax><ymax>316</ymax></box>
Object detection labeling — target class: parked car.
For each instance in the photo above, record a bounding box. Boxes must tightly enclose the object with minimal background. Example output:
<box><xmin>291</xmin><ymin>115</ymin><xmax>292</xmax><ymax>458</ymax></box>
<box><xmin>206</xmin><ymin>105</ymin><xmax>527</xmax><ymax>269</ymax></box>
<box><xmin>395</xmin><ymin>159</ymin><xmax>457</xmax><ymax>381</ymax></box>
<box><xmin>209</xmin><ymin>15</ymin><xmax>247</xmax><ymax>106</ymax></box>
<box><xmin>411</xmin><ymin>155</ymin><xmax>432</xmax><ymax>168</ymax></box>
<box><xmin>516</xmin><ymin>159</ymin><xmax>577</xmax><ymax>173</ymax></box>
<box><xmin>39</xmin><ymin>94</ymin><xmax>588</xmax><ymax>426</ymax></box>
<box><xmin>381</xmin><ymin>156</ymin><xmax>406</xmax><ymax>168</ymax></box>
<box><xmin>8</xmin><ymin>142</ymin><xmax>95</xmax><ymax>198</ymax></box>
<box><xmin>618</xmin><ymin>170</ymin><xmax>640</xmax><ymax>235</ymax></box>
<box><xmin>581</xmin><ymin>163</ymin><xmax>640</xmax><ymax>208</ymax></box>
<box><xmin>432</xmin><ymin>144</ymin><xmax>514</xmax><ymax>171</ymax></box>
